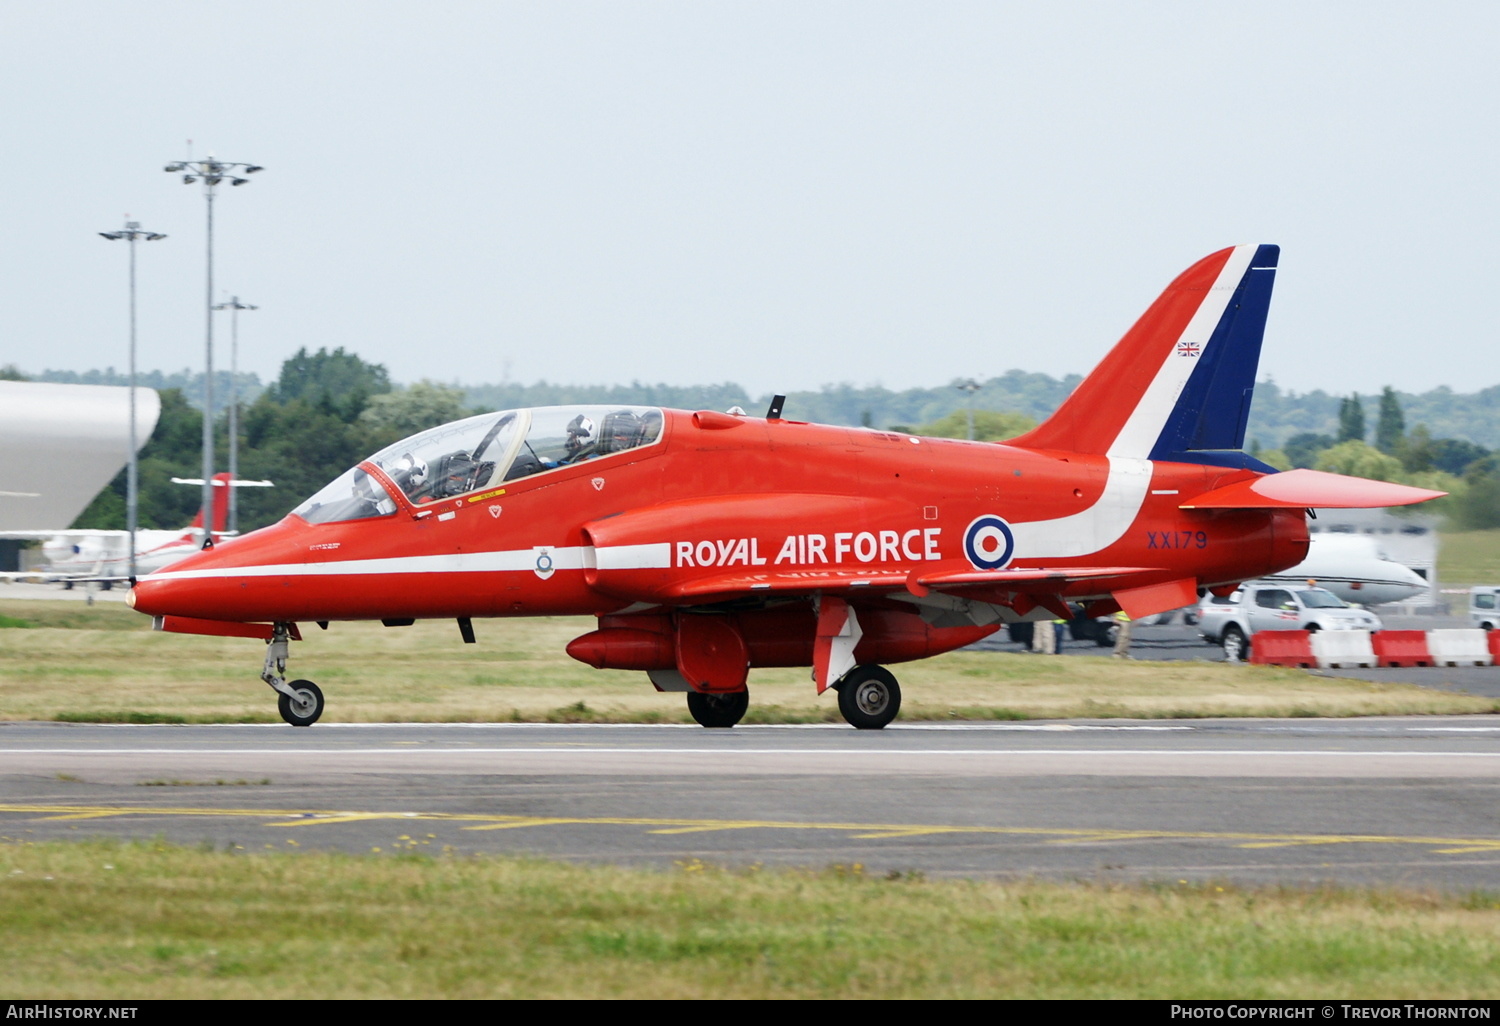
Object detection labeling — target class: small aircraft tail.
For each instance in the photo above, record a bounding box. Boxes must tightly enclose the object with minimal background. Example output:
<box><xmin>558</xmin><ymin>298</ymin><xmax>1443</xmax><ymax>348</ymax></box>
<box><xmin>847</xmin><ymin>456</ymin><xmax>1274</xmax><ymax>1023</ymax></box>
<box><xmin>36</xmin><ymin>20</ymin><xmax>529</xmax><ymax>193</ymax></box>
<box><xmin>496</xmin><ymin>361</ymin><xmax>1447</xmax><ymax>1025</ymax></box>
<box><xmin>1007</xmin><ymin>244</ymin><xmax>1278</xmax><ymax>467</ymax></box>
<box><xmin>185</xmin><ymin>472</ymin><xmax>234</xmax><ymax>533</ymax></box>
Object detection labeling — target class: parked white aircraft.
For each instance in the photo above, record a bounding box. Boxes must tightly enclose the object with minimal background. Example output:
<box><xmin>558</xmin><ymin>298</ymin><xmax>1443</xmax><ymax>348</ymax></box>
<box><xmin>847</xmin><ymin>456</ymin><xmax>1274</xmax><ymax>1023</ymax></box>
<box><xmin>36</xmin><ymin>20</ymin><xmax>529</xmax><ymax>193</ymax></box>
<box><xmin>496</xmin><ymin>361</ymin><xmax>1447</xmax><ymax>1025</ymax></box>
<box><xmin>1261</xmin><ymin>532</ymin><xmax>1427</xmax><ymax>606</ymax></box>
<box><xmin>0</xmin><ymin>473</ymin><xmax>271</xmax><ymax>585</ymax></box>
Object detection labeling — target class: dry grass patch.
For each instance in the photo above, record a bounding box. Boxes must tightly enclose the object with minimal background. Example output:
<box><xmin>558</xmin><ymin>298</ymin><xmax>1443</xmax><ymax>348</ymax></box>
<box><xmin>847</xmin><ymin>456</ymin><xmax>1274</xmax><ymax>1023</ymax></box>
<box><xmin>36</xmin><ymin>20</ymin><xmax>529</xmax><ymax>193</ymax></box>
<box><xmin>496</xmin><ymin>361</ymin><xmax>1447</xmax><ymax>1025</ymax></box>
<box><xmin>0</xmin><ymin>600</ymin><xmax>1493</xmax><ymax>722</ymax></box>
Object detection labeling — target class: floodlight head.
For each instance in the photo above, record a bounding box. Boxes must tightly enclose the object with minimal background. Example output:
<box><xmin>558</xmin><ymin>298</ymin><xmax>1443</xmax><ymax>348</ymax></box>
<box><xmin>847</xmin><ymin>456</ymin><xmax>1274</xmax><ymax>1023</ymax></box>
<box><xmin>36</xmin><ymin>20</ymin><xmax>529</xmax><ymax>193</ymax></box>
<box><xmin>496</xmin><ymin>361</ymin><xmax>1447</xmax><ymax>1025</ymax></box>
<box><xmin>98</xmin><ymin>232</ymin><xmax>122</xmax><ymax>240</ymax></box>
<box><xmin>164</xmin><ymin>163</ymin><xmax>183</xmax><ymax>172</ymax></box>
<box><xmin>244</xmin><ymin>165</ymin><xmax>264</xmax><ymax>174</ymax></box>
<box><xmin>183</xmin><ymin>175</ymin><xmax>196</xmax><ymax>184</ymax></box>
<box><xmin>230</xmin><ymin>177</ymin><xmax>248</xmax><ymax>186</ymax></box>
<box><xmin>146</xmin><ymin>233</ymin><xmax>167</xmax><ymax>241</ymax></box>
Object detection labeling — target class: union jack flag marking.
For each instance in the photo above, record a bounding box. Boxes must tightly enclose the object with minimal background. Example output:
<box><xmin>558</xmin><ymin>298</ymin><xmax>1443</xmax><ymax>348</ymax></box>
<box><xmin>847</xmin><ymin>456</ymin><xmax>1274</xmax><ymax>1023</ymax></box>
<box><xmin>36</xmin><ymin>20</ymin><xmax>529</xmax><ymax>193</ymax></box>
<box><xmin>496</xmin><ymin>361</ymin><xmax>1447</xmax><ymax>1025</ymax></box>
<box><xmin>1176</xmin><ymin>341</ymin><xmax>1202</xmax><ymax>357</ymax></box>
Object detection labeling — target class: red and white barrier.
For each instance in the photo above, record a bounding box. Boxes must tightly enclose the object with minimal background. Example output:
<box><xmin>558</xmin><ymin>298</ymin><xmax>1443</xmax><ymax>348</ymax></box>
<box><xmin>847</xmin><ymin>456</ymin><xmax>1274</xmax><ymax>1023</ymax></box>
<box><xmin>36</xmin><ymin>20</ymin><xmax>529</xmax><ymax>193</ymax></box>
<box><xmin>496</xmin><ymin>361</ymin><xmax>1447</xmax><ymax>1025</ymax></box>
<box><xmin>1309</xmin><ymin>630</ymin><xmax>1376</xmax><ymax>668</ymax></box>
<box><xmin>1371</xmin><ymin>631</ymin><xmax>1433</xmax><ymax>668</ymax></box>
<box><xmin>1241</xmin><ymin>628</ymin><xmax>1500</xmax><ymax>670</ymax></box>
<box><xmin>1426</xmin><ymin>629</ymin><xmax>1493</xmax><ymax>667</ymax></box>
<box><xmin>1249</xmin><ymin>630</ymin><xmax>1316</xmax><ymax>668</ymax></box>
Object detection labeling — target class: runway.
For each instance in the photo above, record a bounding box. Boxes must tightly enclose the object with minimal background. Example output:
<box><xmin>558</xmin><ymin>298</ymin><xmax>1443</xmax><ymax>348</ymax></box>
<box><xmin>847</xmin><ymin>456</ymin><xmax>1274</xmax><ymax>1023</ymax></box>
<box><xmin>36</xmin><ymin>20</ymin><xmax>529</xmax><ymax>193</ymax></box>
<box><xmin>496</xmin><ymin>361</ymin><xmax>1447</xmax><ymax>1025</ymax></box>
<box><xmin>4</xmin><ymin>718</ymin><xmax>1500</xmax><ymax>889</ymax></box>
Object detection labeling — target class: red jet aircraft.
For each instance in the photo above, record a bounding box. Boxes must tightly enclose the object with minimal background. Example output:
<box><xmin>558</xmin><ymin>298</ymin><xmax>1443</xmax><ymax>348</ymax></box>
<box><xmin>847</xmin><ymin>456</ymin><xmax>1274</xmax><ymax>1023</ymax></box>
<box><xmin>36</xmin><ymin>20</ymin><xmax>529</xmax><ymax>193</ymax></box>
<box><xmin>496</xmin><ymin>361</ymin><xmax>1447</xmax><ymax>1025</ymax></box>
<box><xmin>129</xmin><ymin>244</ymin><xmax>1443</xmax><ymax>728</ymax></box>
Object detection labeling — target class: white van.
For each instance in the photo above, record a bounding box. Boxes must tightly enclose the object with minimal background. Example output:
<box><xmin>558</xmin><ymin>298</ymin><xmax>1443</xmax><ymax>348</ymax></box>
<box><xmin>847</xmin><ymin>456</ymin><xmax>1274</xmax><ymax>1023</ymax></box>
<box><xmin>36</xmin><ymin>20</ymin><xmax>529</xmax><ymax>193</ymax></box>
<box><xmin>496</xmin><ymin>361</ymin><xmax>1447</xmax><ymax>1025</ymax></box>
<box><xmin>1470</xmin><ymin>587</ymin><xmax>1500</xmax><ymax>630</ymax></box>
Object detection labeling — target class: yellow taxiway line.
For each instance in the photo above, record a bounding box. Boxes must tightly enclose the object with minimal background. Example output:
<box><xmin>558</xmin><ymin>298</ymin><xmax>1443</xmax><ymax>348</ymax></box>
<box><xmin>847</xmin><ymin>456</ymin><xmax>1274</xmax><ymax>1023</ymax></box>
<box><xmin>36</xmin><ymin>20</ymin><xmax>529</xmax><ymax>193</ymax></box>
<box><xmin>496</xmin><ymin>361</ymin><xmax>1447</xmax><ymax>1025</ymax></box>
<box><xmin>1</xmin><ymin>802</ymin><xmax>1500</xmax><ymax>854</ymax></box>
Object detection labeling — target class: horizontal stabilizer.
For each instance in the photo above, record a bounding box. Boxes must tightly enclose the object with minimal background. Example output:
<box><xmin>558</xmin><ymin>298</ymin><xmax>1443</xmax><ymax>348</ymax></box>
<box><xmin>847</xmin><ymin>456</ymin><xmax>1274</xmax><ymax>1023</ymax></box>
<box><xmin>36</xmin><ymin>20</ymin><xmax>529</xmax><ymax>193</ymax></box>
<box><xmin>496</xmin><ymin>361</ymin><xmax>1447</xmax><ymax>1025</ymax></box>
<box><xmin>1180</xmin><ymin>469</ymin><xmax>1446</xmax><ymax>510</ymax></box>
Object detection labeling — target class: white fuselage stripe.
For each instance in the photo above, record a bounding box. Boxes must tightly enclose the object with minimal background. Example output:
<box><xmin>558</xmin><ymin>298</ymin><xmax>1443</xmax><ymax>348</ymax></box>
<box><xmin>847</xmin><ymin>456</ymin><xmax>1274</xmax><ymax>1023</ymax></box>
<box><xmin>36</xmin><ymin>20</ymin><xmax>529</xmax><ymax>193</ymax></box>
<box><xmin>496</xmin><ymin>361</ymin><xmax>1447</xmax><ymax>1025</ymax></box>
<box><xmin>1009</xmin><ymin>456</ymin><xmax>1153</xmax><ymax>559</ymax></box>
<box><xmin>139</xmin><ymin>544</ymin><xmax>671</xmax><ymax>582</ymax></box>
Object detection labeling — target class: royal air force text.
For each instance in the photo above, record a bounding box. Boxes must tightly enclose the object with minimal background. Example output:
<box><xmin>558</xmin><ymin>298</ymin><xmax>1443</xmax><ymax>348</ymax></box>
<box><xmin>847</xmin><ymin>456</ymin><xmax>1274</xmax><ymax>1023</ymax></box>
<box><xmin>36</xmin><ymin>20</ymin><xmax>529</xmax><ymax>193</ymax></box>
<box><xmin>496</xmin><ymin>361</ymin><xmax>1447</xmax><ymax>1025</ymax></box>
<box><xmin>674</xmin><ymin>530</ymin><xmax>942</xmax><ymax>569</ymax></box>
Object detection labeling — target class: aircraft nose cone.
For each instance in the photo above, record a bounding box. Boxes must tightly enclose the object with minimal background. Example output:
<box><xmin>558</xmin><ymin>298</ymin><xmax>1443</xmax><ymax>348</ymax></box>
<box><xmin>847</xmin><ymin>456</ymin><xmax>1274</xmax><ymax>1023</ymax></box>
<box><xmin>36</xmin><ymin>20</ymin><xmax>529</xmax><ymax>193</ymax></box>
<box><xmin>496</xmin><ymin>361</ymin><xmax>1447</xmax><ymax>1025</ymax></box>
<box><xmin>127</xmin><ymin>520</ymin><xmax>291</xmax><ymax>620</ymax></box>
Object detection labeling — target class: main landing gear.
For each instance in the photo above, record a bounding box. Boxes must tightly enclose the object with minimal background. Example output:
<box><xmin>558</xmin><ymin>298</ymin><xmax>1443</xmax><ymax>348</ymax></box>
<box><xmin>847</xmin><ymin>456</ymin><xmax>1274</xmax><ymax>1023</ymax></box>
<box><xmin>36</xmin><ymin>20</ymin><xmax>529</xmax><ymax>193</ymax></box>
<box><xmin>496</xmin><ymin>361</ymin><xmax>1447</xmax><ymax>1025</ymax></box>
<box><xmin>262</xmin><ymin>623</ymin><xmax>325</xmax><ymax>727</ymax></box>
<box><xmin>679</xmin><ymin>666</ymin><xmax>903</xmax><ymax>730</ymax></box>
<box><xmin>686</xmin><ymin>689</ymin><xmax>749</xmax><ymax>728</ymax></box>
<box><xmin>834</xmin><ymin>665</ymin><xmax>902</xmax><ymax>730</ymax></box>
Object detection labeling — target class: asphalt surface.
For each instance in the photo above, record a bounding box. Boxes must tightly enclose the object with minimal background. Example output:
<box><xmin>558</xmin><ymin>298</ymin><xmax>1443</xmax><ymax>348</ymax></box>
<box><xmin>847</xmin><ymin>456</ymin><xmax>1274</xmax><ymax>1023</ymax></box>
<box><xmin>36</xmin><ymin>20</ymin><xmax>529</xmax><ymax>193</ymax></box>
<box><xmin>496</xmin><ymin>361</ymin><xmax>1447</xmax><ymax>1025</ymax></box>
<box><xmin>5</xmin><ymin>718</ymin><xmax>1500</xmax><ymax>889</ymax></box>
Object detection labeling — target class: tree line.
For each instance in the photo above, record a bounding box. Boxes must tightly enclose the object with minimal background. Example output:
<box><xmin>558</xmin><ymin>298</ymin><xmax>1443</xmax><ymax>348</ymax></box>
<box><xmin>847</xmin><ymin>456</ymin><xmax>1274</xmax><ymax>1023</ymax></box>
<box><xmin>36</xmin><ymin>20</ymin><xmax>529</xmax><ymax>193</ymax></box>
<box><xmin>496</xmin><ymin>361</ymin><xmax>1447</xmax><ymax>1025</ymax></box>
<box><xmin>58</xmin><ymin>349</ymin><xmax>469</xmax><ymax>534</ymax></box>
<box><xmin>6</xmin><ymin>352</ymin><xmax>1495</xmax><ymax>534</ymax></box>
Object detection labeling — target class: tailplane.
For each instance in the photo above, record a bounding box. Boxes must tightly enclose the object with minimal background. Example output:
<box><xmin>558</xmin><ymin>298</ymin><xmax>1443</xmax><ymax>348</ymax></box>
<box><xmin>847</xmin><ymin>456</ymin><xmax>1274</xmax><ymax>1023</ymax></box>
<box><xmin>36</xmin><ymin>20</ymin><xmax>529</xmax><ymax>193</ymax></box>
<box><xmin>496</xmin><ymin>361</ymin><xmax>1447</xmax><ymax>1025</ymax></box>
<box><xmin>181</xmin><ymin>472</ymin><xmax>234</xmax><ymax>532</ymax></box>
<box><xmin>1008</xmin><ymin>244</ymin><xmax>1278</xmax><ymax>467</ymax></box>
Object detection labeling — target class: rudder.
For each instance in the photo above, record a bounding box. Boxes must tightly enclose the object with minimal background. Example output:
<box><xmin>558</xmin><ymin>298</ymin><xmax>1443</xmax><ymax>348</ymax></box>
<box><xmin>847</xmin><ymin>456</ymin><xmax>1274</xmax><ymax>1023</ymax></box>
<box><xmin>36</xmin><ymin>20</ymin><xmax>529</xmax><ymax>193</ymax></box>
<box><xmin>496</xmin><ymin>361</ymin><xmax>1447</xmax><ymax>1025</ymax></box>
<box><xmin>1008</xmin><ymin>244</ymin><xmax>1278</xmax><ymax>465</ymax></box>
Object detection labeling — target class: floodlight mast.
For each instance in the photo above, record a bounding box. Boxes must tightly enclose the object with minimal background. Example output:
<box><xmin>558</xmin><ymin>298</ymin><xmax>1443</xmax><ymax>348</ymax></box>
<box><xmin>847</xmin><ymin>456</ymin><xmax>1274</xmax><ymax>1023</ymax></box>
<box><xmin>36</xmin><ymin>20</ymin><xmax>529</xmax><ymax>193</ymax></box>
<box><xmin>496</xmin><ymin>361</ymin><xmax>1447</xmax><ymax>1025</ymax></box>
<box><xmin>163</xmin><ymin>155</ymin><xmax>263</xmax><ymax>545</ymax></box>
<box><xmin>211</xmin><ymin>295</ymin><xmax>258</xmax><ymax>535</ymax></box>
<box><xmin>98</xmin><ymin>219</ymin><xmax>167</xmax><ymax>583</ymax></box>
<box><xmin>955</xmin><ymin>378</ymin><xmax>981</xmax><ymax>441</ymax></box>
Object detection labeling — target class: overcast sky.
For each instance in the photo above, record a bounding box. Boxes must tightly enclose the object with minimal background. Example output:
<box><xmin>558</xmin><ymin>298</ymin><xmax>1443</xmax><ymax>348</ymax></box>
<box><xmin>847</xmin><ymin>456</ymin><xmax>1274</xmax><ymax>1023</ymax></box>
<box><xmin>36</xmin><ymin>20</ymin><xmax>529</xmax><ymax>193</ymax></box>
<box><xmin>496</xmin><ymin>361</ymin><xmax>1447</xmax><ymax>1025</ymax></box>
<box><xmin>2</xmin><ymin>2</ymin><xmax>1495</xmax><ymax>398</ymax></box>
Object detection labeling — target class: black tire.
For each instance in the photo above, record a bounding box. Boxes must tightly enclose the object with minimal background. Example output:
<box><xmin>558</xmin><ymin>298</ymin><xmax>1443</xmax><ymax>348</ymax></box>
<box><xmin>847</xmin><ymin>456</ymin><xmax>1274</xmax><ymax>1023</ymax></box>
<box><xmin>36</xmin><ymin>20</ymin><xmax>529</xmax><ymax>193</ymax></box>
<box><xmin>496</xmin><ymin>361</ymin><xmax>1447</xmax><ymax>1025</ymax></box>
<box><xmin>836</xmin><ymin>665</ymin><xmax>902</xmax><ymax>730</ymax></box>
<box><xmin>1095</xmin><ymin>622</ymin><xmax>1118</xmax><ymax>648</ymax></box>
<box><xmin>1222</xmin><ymin>625</ymin><xmax>1248</xmax><ymax>662</ymax></box>
<box><xmin>1006</xmin><ymin>622</ymin><xmax>1034</xmax><ymax>646</ymax></box>
<box><xmin>687</xmin><ymin>689</ymin><xmax>748</xmax><ymax>728</ymax></box>
<box><xmin>277</xmin><ymin>679</ymin><xmax>325</xmax><ymax>727</ymax></box>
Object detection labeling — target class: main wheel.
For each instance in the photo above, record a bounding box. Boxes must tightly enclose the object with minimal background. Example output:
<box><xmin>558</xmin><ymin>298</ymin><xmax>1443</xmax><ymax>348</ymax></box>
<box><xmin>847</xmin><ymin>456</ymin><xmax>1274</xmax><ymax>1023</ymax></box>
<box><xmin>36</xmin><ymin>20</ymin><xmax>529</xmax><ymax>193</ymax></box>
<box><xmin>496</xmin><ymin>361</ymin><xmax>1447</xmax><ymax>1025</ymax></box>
<box><xmin>277</xmin><ymin>679</ymin><xmax>325</xmax><ymax>727</ymax></box>
<box><xmin>1221</xmin><ymin>625</ymin><xmax>1248</xmax><ymax>662</ymax></box>
<box><xmin>687</xmin><ymin>689</ymin><xmax>748</xmax><ymax>728</ymax></box>
<box><xmin>836</xmin><ymin>665</ymin><xmax>901</xmax><ymax>730</ymax></box>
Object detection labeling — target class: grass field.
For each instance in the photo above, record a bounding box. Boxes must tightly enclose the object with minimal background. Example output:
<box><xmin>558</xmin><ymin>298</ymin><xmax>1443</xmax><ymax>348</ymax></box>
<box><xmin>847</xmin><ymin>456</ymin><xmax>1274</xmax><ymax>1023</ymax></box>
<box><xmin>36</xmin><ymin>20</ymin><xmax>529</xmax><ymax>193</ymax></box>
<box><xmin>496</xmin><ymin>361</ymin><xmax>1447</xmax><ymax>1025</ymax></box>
<box><xmin>1</xmin><ymin>839</ymin><xmax>1498</xmax><ymax>999</ymax></box>
<box><xmin>1440</xmin><ymin>529</ymin><xmax>1500</xmax><ymax>589</ymax></box>
<box><xmin>0</xmin><ymin>599</ymin><xmax>1493</xmax><ymax>722</ymax></box>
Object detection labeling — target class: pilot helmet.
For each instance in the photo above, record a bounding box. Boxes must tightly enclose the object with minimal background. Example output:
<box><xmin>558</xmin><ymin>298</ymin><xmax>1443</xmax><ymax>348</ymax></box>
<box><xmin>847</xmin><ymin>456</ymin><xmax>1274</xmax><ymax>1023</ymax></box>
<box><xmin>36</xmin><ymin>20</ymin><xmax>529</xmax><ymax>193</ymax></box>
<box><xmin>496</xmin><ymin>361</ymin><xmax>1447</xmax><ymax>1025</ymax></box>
<box><xmin>389</xmin><ymin>452</ymin><xmax>428</xmax><ymax>491</ymax></box>
<box><xmin>566</xmin><ymin>415</ymin><xmax>596</xmax><ymax>453</ymax></box>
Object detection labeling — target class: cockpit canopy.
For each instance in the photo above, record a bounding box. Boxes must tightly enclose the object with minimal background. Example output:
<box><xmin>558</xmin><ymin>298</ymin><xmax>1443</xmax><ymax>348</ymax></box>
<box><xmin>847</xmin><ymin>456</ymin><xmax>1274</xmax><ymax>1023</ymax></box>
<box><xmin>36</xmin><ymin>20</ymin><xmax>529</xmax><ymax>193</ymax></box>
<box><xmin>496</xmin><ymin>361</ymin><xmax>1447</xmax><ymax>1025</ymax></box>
<box><xmin>293</xmin><ymin>405</ymin><xmax>663</xmax><ymax>525</ymax></box>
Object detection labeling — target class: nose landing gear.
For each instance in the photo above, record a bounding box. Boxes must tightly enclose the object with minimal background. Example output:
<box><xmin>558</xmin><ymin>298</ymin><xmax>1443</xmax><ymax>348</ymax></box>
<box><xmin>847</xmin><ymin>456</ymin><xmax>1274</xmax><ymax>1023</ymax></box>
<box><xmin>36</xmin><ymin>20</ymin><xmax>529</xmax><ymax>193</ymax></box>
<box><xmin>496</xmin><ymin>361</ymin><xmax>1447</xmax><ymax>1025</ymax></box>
<box><xmin>262</xmin><ymin>623</ymin><xmax>325</xmax><ymax>726</ymax></box>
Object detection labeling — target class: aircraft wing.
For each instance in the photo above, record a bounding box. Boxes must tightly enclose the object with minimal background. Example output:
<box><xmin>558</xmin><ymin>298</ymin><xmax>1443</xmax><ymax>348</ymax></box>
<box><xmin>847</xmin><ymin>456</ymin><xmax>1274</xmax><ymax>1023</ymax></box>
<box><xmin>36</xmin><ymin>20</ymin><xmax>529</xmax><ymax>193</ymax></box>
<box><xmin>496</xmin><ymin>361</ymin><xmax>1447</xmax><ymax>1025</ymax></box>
<box><xmin>664</xmin><ymin>568</ymin><xmax>913</xmax><ymax>601</ymax></box>
<box><xmin>660</xmin><ymin>563</ymin><xmax>1172</xmax><ymax>619</ymax></box>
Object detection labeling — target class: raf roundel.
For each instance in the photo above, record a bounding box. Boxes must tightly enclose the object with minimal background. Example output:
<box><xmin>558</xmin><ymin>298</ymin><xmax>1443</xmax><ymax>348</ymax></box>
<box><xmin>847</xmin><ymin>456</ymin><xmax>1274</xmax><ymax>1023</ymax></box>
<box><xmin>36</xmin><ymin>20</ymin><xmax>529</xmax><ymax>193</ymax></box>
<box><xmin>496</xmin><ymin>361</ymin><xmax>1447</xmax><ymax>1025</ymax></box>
<box><xmin>964</xmin><ymin>514</ymin><xmax>1015</xmax><ymax>571</ymax></box>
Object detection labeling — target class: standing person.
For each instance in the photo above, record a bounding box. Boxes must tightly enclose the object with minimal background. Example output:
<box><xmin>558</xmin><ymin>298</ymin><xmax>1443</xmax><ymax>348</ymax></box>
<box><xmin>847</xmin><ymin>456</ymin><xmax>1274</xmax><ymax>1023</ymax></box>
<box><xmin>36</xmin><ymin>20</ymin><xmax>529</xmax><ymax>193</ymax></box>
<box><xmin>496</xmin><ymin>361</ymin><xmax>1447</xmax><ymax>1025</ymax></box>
<box><xmin>1111</xmin><ymin>610</ymin><xmax>1133</xmax><ymax>659</ymax></box>
<box><xmin>1052</xmin><ymin>617</ymin><xmax>1068</xmax><ymax>652</ymax></box>
<box><xmin>1032</xmin><ymin>619</ymin><xmax>1055</xmax><ymax>654</ymax></box>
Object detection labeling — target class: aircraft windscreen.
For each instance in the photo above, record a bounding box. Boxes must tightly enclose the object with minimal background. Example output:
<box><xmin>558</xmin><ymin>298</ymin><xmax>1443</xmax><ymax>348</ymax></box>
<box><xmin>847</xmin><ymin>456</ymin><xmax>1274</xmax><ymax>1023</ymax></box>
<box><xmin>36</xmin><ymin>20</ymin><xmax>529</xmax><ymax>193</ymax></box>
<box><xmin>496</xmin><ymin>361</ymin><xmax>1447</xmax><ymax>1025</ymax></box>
<box><xmin>347</xmin><ymin>405</ymin><xmax>664</xmax><ymax>510</ymax></box>
<box><xmin>292</xmin><ymin>467</ymin><xmax>398</xmax><ymax>525</ymax></box>
<box><xmin>1296</xmin><ymin>589</ymin><xmax>1347</xmax><ymax>608</ymax></box>
<box><xmin>367</xmin><ymin>410</ymin><xmax>521</xmax><ymax>505</ymax></box>
<box><xmin>503</xmin><ymin>406</ymin><xmax>662</xmax><ymax>483</ymax></box>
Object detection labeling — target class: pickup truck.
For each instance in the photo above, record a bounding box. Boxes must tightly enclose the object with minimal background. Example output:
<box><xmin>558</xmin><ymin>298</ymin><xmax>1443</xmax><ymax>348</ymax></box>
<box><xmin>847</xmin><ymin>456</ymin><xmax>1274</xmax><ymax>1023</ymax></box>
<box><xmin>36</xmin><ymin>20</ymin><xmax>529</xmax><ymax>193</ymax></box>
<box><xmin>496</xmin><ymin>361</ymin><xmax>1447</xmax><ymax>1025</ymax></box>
<box><xmin>1197</xmin><ymin>583</ymin><xmax>1382</xmax><ymax>661</ymax></box>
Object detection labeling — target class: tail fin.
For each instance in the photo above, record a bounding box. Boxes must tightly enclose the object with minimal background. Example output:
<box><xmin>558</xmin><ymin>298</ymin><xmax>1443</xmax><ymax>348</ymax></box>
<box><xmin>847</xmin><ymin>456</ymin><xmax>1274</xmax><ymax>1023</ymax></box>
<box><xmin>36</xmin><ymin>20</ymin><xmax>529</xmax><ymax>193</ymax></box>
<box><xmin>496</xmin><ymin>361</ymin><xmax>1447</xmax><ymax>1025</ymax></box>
<box><xmin>1008</xmin><ymin>244</ymin><xmax>1278</xmax><ymax>466</ymax></box>
<box><xmin>186</xmin><ymin>473</ymin><xmax>234</xmax><ymax>532</ymax></box>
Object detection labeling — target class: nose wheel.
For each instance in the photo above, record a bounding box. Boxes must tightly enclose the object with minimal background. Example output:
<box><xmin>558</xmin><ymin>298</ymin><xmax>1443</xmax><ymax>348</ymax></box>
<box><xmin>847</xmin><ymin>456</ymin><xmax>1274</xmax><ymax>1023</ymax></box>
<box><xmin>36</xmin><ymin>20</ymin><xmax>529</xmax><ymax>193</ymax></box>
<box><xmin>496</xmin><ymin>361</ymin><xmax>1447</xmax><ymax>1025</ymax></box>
<box><xmin>835</xmin><ymin>665</ymin><xmax>901</xmax><ymax>729</ymax></box>
<box><xmin>277</xmin><ymin>680</ymin><xmax>325</xmax><ymax>727</ymax></box>
<box><xmin>261</xmin><ymin>623</ymin><xmax>325</xmax><ymax>726</ymax></box>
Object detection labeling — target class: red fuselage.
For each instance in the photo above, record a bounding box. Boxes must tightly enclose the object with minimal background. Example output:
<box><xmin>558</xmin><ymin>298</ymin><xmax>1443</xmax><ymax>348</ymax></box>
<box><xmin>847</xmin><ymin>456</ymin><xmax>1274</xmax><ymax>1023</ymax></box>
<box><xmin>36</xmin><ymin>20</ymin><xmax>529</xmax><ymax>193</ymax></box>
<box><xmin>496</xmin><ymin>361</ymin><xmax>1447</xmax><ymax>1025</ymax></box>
<box><xmin>129</xmin><ymin>409</ymin><xmax>1307</xmax><ymax>627</ymax></box>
